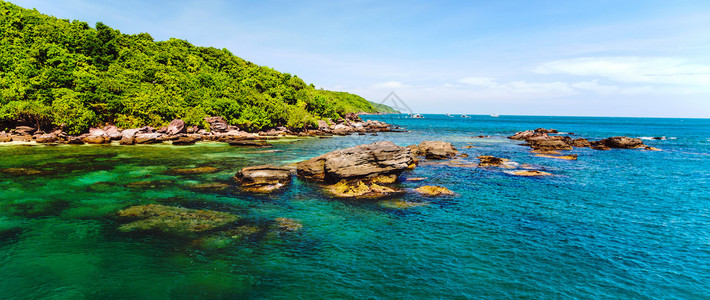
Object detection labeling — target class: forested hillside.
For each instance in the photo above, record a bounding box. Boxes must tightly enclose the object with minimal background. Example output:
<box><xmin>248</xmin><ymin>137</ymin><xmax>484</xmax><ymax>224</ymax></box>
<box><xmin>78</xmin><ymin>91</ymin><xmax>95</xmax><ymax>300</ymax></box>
<box><xmin>0</xmin><ymin>1</ymin><xmax>394</xmax><ymax>134</ymax></box>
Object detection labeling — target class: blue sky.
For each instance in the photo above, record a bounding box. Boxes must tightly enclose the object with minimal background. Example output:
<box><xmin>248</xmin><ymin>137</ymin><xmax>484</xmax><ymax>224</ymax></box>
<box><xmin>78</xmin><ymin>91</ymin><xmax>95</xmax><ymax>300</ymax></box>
<box><xmin>11</xmin><ymin>0</ymin><xmax>710</xmax><ymax>117</ymax></box>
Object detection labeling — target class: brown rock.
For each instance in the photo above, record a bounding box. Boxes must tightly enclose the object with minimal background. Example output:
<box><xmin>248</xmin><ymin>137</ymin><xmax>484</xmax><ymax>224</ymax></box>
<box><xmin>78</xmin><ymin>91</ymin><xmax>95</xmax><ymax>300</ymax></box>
<box><xmin>103</xmin><ymin>126</ymin><xmax>123</xmax><ymax>140</ymax></box>
<box><xmin>34</xmin><ymin>133</ymin><xmax>57</xmax><ymax>143</ymax></box>
<box><xmin>598</xmin><ymin>136</ymin><xmax>645</xmax><ymax>149</ymax></box>
<box><xmin>644</xmin><ymin>146</ymin><xmax>662</xmax><ymax>151</ymax></box>
<box><xmin>172</xmin><ymin>134</ymin><xmax>201</xmax><ymax>145</ymax></box>
<box><xmin>510</xmin><ymin>170</ymin><xmax>552</xmax><ymax>177</ymax></box>
<box><xmin>234</xmin><ymin>165</ymin><xmax>292</xmax><ymax>193</ymax></box>
<box><xmin>296</xmin><ymin>141</ymin><xmax>414</xmax><ymax>182</ymax></box>
<box><xmin>326</xmin><ymin>179</ymin><xmax>401</xmax><ymax>198</ymax></box>
<box><xmin>417</xmin><ymin>141</ymin><xmax>458</xmax><ymax>159</ymax></box>
<box><xmin>205</xmin><ymin>116</ymin><xmax>229</xmax><ymax>132</ymax></box>
<box><xmin>414</xmin><ymin>185</ymin><xmax>454</xmax><ymax>196</ymax></box>
<box><xmin>569</xmin><ymin>138</ymin><xmax>591</xmax><ymax>148</ymax></box>
<box><xmin>477</xmin><ymin>155</ymin><xmax>508</xmax><ymax>167</ymax></box>
<box><xmin>83</xmin><ymin>135</ymin><xmax>108</xmax><ymax>144</ymax></box>
<box><xmin>67</xmin><ymin>137</ymin><xmax>85</xmax><ymax>144</ymax></box>
<box><xmin>167</xmin><ymin>119</ymin><xmax>186</xmax><ymax>135</ymax></box>
<box><xmin>134</xmin><ymin>133</ymin><xmax>162</xmax><ymax>144</ymax></box>
<box><xmin>527</xmin><ymin>139</ymin><xmax>573</xmax><ymax>151</ymax></box>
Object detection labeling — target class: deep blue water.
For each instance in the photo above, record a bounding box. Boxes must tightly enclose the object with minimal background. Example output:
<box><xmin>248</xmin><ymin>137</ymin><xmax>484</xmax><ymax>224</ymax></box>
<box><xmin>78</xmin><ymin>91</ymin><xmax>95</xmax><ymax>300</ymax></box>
<box><xmin>0</xmin><ymin>115</ymin><xmax>708</xmax><ymax>299</ymax></box>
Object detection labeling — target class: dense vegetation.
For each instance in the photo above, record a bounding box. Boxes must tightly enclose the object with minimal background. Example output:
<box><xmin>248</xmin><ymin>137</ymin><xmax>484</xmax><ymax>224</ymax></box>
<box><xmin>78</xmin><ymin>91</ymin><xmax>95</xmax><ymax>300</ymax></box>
<box><xmin>0</xmin><ymin>1</ymin><xmax>395</xmax><ymax>134</ymax></box>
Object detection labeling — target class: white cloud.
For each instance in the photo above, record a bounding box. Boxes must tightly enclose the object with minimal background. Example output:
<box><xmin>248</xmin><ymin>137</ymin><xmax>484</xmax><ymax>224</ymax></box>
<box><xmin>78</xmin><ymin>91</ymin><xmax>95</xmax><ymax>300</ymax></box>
<box><xmin>534</xmin><ymin>57</ymin><xmax>710</xmax><ymax>88</ymax></box>
<box><xmin>371</xmin><ymin>81</ymin><xmax>407</xmax><ymax>89</ymax></box>
<box><xmin>459</xmin><ymin>77</ymin><xmax>499</xmax><ymax>88</ymax></box>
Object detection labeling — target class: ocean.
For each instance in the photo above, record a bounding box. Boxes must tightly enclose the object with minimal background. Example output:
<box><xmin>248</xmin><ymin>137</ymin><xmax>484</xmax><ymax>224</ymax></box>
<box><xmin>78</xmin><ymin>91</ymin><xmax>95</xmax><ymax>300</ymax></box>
<box><xmin>0</xmin><ymin>115</ymin><xmax>708</xmax><ymax>299</ymax></box>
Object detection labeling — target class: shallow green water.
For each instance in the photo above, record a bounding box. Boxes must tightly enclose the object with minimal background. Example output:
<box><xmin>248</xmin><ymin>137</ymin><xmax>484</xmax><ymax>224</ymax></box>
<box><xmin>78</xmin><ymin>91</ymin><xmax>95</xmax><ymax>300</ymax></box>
<box><xmin>1</xmin><ymin>115</ymin><xmax>709</xmax><ymax>299</ymax></box>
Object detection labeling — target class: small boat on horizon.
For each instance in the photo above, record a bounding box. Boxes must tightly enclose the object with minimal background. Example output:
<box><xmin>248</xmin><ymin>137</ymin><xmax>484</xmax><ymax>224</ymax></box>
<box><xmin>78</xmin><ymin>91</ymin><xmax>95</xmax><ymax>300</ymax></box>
<box><xmin>490</xmin><ymin>114</ymin><xmax>500</xmax><ymax>117</ymax></box>
<box><xmin>461</xmin><ymin>114</ymin><xmax>470</xmax><ymax>118</ymax></box>
<box><xmin>411</xmin><ymin>114</ymin><xmax>424</xmax><ymax>118</ymax></box>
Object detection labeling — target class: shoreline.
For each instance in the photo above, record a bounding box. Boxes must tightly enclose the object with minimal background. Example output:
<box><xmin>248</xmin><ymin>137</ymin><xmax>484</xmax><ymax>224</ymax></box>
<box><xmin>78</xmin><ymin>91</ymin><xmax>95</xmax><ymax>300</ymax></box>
<box><xmin>0</xmin><ymin>115</ymin><xmax>402</xmax><ymax>147</ymax></box>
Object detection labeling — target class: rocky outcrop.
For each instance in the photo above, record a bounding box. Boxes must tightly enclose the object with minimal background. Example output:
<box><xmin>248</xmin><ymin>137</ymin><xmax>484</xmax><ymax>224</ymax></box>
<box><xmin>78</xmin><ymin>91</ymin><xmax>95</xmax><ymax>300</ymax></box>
<box><xmin>297</xmin><ymin>141</ymin><xmax>413</xmax><ymax>183</ymax></box>
<box><xmin>326</xmin><ymin>179</ymin><xmax>401</xmax><ymax>198</ymax></box>
<box><xmin>34</xmin><ymin>133</ymin><xmax>57</xmax><ymax>143</ymax></box>
<box><xmin>477</xmin><ymin>155</ymin><xmax>507</xmax><ymax>167</ymax></box>
<box><xmin>104</xmin><ymin>126</ymin><xmax>123</xmax><ymax>140</ymax></box>
<box><xmin>414</xmin><ymin>185</ymin><xmax>454</xmax><ymax>196</ymax></box>
<box><xmin>569</xmin><ymin>138</ymin><xmax>591</xmax><ymax>148</ymax></box>
<box><xmin>134</xmin><ymin>133</ymin><xmax>162</xmax><ymax>144</ymax></box>
<box><xmin>598</xmin><ymin>136</ymin><xmax>645</xmax><ymax>149</ymax></box>
<box><xmin>172</xmin><ymin>134</ymin><xmax>201</xmax><ymax>145</ymax></box>
<box><xmin>205</xmin><ymin>116</ymin><xmax>229</xmax><ymax>132</ymax></box>
<box><xmin>167</xmin><ymin>119</ymin><xmax>185</xmax><ymax>135</ymax></box>
<box><xmin>234</xmin><ymin>165</ymin><xmax>292</xmax><ymax>193</ymax></box>
<box><xmin>417</xmin><ymin>141</ymin><xmax>458</xmax><ymax>159</ymax></box>
<box><xmin>116</xmin><ymin>204</ymin><xmax>239</xmax><ymax>238</ymax></box>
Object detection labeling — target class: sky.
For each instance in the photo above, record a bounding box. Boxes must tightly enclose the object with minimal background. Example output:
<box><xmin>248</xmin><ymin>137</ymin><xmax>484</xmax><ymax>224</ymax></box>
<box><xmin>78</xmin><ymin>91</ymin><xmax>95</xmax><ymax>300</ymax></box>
<box><xmin>10</xmin><ymin>0</ymin><xmax>710</xmax><ymax>118</ymax></box>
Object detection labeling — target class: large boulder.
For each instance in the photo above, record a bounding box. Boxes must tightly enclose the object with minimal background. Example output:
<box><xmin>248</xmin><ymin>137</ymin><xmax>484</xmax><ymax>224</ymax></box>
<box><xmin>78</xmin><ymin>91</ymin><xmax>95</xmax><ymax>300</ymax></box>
<box><xmin>0</xmin><ymin>132</ymin><xmax>11</xmax><ymax>143</ymax></box>
<box><xmin>598</xmin><ymin>136</ymin><xmax>645</xmax><ymax>149</ymax></box>
<box><xmin>234</xmin><ymin>165</ymin><xmax>292</xmax><ymax>193</ymax></box>
<box><xmin>83</xmin><ymin>135</ymin><xmax>108</xmax><ymax>144</ymax></box>
<box><xmin>297</xmin><ymin>141</ymin><xmax>414</xmax><ymax>183</ymax></box>
<box><xmin>167</xmin><ymin>119</ymin><xmax>186</xmax><ymax>135</ymax></box>
<box><xmin>417</xmin><ymin>141</ymin><xmax>458</xmax><ymax>159</ymax></box>
<box><xmin>34</xmin><ymin>133</ymin><xmax>57</xmax><ymax>143</ymax></box>
<box><xmin>172</xmin><ymin>134</ymin><xmax>201</xmax><ymax>145</ymax></box>
<box><xmin>134</xmin><ymin>133</ymin><xmax>162</xmax><ymax>144</ymax></box>
<box><xmin>569</xmin><ymin>138</ymin><xmax>591</xmax><ymax>148</ymax></box>
<box><xmin>116</xmin><ymin>204</ymin><xmax>239</xmax><ymax>238</ymax></box>
<box><xmin>103</xmin><ymin>125</ymin><xmax>123</xmax><ymax>140</ymax></box>
<box><xmin>205</xmin><ymin>116</ymin><xmax>229</xmax><ymax>132</ymax></box>
<box><xmin>527</xmin><ymin>139</ymin><xmax>573</xmax><ymax>151</ymax></box>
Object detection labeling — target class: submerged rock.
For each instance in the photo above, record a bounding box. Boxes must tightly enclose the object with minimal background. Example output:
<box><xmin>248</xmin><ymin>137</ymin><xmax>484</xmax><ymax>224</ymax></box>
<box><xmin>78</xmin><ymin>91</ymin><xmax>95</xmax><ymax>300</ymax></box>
<box><xmin>297</xmin><ymin>141</ymin><xmax>413</xmax><ymax>183</ymax></box>
<box><xmin>417</xmin><ymin>141</ymin><xmax>458</xmax><ymax>159</ymax></box>
<box><xmin>327</xmin><ymin>179</ymin><xmax>402</xmax><ymax>198</ymax></box>
<box><xmin>168</xmin><ymin>166</ymin><xmax>219</xmax><ymax>175</ymax></box>
<box><xmin>273</xmin><ymin>217</ymin><xmax>303</xmax><ymax>232</ymax></box>
<box><xmin>226</xmin><ymin>139</ymin><xmax>270</xmax><ymax>147</ymax></box>
<box><xmin>117</xmin><ymin>204</ymin><xmax>239</xmax><ymax>238</ymax></box>
<box><xmin>477</xmin><ymin>155</ymin><xmax>508</xmax><ymax>167</ymax></box>
<box><xmin>510</xmin><ymin>170</ymin><xmax>552</xmax><ymax>177</ymax></box>
<box><xmin>414</xmin><ymin>185</ymin><xmax>454</xmax><ymax>196</ymax></box>
<box><xmin>644</xmin><ymin>146</ymin><xmax>662</xmax><ymax>151</ymax></box>
<box><xmin>535</xmin><ymin>154</ymin><xmax>578</xmax><ymax>160</ymax></box>
<box><xmin>0</xmin><ymin>167</ymin><xmax>51</xmax><ymax>176</ymax></box>
<box><xmin>234</xmin><ymin>165</ymin><xmax>292</xmax><ymax>193</ymax></box>
<box><xmin>379</xmin><ymin>200</ymin><xmax>428</xmax><ymax>209</ymax></box>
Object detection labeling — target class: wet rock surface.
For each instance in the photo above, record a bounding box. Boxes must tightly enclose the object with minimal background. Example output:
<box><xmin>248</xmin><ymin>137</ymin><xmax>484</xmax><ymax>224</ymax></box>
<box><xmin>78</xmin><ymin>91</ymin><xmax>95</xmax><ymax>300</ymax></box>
<box><xmin>297</xmin><ymin>141</ymin><xmax>413</xmax><ymax>183</ymax></box>
<box><xmin>234</xmin><ymin>165</ymin><xmax>292</xmax><ymax>193</ymax></box>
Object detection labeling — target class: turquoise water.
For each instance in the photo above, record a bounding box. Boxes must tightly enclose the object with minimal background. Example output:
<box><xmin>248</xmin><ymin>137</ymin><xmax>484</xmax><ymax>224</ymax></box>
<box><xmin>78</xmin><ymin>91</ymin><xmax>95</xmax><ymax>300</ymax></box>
<box><xmin>1</xmin><ymin>115</ymin><xmax>709</xmax><ymax>299</ymax></box>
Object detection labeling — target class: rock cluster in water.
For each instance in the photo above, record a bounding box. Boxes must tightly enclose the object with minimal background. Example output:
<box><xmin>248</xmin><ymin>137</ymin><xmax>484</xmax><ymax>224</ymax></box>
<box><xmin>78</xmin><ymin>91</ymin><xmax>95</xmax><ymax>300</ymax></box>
<box><xmin>508</xmin><ymin>128</ymin><xmax>660</xmax><ymax>152</ymax></box>
<box><xmin>231</xmin><ymin>141</ymin><xmax>458</xmax><ymax>200</ymax></box>
<box><xmin>0</xmin><ymin>114</ymin><xmax>397</xmax><ymax>146</ymax></box>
